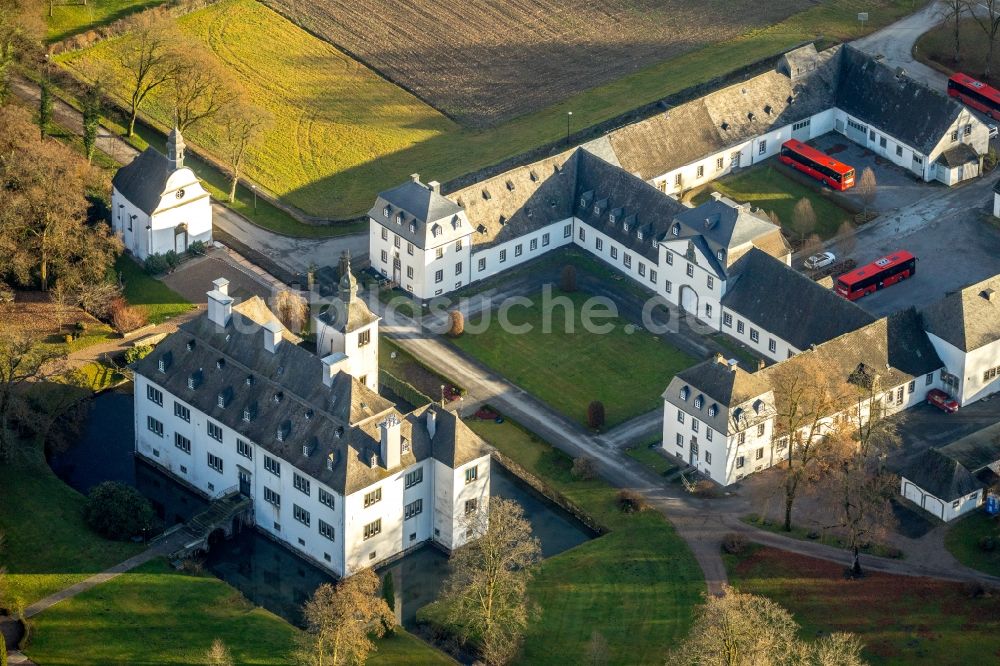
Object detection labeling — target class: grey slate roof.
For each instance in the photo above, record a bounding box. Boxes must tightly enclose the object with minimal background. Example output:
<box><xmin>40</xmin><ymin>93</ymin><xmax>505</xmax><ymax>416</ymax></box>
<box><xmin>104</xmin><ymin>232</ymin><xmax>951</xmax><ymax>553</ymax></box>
<box><xmin>663</xmin><ymin>357</ymin><xmax>773</xmax><ymax>434</ymax></box>
<box><xmin>722</xmin><ymin>248</ymin><xmax>876</xmax><ymax>350</ymax></box>
<box><xmin>900</xmin><ymin>448</ymin><xmax>983</xmax><ymax>501</ymax></box>
<box><xmin>936</xmin><ymin>142</ymin><xmax>980</xmax><ymax>168</ymax></box>
<box><xmin>134</xmin><ymin>308</ymin><xmax>489</xmax><ymax>495</ymax></box>
<box><xmin>369</xmin><ymin>176</ymin><xmax>466</xmax><ymax>250</ymax></box>
<box><xmin>940</xmin><ymin>421</ymin><xmax>1000</xmax><ymax>474</ymax></box>
<box><xmin>111</xmin><ymin>147</ymin><xmax>173</xmax><ymax>215</ymax></box>
<box><xmin>921</xmin><ymin>274</ymin><xmax>1000</xmax><ymax>351</ymax></box>
<box><xmin>835</xmin><ymin>46</ymin><xmax>964</xmax><ymax>155</ymax></box>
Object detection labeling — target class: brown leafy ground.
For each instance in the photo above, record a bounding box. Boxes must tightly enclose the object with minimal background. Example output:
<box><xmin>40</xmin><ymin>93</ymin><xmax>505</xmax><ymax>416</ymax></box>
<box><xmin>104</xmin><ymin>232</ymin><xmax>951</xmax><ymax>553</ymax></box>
<box><xmin>0</xmin><ymin>295</ymin><xmax>112</xmax><ymax>351</ymax></box>
<box><xmin>263</xmin><ymin>0</ymin><xmax>809</xmax><ymax>127</ymax></box>
<box><xmin>728</xmin><ymin>545</ymin><xmax>1000</xmax><ymax>664</ymax></box>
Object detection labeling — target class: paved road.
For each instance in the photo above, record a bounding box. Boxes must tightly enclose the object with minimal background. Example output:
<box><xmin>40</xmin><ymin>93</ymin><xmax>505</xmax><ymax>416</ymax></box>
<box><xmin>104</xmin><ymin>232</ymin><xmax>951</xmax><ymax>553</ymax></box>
<box><xmin>853</xmin><ymin>0</ymin><xmax>950</xmax><ymax>90</ymax></box>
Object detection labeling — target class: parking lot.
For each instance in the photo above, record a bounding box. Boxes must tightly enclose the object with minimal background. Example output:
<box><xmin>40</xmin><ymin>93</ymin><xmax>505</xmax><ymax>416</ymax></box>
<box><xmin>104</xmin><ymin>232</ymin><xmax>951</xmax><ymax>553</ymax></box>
<box><xmin>887</xmin><ymin>396</ymin><xmax>1000</xmax><ymax>473</ymax></box>
<box><xmin>811</xmin><ymin>134</ymin><xmax>939</xmax><ymax>213</ymax></box>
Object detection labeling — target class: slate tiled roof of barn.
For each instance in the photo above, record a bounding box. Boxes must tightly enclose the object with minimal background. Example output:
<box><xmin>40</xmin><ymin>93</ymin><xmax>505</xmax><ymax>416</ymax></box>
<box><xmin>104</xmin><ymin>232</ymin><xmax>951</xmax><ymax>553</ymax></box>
<box><xmin>134</xmin><ymin>309</ymin><xmax>489</xmax><ymax>495</ymax></box>
<box><xmin>722</xmin><ymin>248</ymin><xmax>876</xmax><ymax>350</ymax></box>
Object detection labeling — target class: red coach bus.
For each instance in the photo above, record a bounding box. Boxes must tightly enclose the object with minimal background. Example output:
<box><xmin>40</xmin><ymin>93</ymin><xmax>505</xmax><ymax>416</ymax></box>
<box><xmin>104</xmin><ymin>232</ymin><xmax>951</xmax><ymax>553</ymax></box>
<box><xmin>948</xmin><ymin>73</ymin><xmax>1000</xmax><ymax>121</ymax></box>
<box><xmin>835</xmin><ymin>251</ymin><xmax>916</xmax><ymax>301</ymax></box>
<box><xmin>779</xmin><ymin>139</ymin><xmax>856</xmax><ymax>191</ymax></box>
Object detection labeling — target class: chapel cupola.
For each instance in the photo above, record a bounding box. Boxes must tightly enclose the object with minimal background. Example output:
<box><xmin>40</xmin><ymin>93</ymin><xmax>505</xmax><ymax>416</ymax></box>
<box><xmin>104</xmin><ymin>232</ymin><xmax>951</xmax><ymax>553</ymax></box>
<box><xmin>167</xmin><ymin>126</ymin><xmax>185</xmax><ymax>170</ymax></box>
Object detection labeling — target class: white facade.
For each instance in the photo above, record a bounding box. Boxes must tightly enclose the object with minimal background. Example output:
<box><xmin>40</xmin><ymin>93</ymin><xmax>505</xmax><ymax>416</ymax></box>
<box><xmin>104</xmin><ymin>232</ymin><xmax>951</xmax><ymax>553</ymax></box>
<box><xmin>900</xmin><ymin>476</ymin><xmax>982</xmax><ymax>522</ymax></box>
<box><xmin>994</xmin><ymin>188</ymin><xmax>1000</xmax><ymax>218</ymax></box>
<box><xmin>926</xmin><ymin>333</ymin><xmax>1000</xmax><ymax>406</ymax></box>
<box><xmin>473</xmin><ymin>220</ymin><xmax>575</xmax><ymax>283</ymax></box>
<box><xmin>111</xmin><ymin>129</ymin><xmax>212</xmax><ymax>260</ymax></box>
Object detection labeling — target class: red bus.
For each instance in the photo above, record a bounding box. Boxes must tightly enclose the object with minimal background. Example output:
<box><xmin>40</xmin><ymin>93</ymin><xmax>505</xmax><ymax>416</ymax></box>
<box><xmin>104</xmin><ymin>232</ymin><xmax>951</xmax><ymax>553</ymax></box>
<box><xmin>779</xmin><ymin>139</ymin><xmax>856</xmax><ymax>191</ymax></box>
<box><xmin>835</xmin><ymin>251</ymin><xmax>916</xmax><ymax>301</ymax></box>
<box><xmin>948</xmin><ymin>73</ymin><xmax>1000</xmax><ymax>121</ymax></box>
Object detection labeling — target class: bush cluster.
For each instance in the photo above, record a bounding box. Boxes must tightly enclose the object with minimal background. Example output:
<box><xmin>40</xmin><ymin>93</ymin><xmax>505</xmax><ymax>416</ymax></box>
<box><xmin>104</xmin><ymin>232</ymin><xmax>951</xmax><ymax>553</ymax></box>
<box><xmin>109</xmin><ymin>296</ymin><xmax>148</xmax><ymax>334</ymax></box>
<box><xmin>571</xmin><ymin>456</ymin><xmax>598</xmax><ymax>481</ymax></box>
<box><xmin>722</xmin><ymin>532</ymin><xmax>747</xmax><ymax>555</ymax></box>
<box><xmin>617</xmin><ymin>489</ymin><xmax>649</xmax><ymax>514</ymax></box>
<box><xmin>84</xmin><ymin>481</ymin><xmax>156</xmax><ymax>540</ymax></box>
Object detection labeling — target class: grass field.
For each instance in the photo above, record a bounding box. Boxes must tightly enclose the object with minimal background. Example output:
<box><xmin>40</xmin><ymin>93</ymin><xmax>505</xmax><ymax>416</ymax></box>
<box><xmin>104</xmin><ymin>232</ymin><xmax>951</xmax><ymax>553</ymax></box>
<box><xmin>915</xmin><ymin>18</ymin><xmax>1000</xmax><ymax>84</ymax></box>
<box><xmin>46</xmin><ymin>0</ymin><xmax>163</xmax><ymax>42</ymax></box>
<box><xmin>692</xmin><ymin>164</ymin><xmax>852</xmax><ymax>239</ymax></box>
<box><xmin>24</xmin><ymin>557</ymin><xmax>450</xmax><ymax>666</ymax></box>
<box><xmin>625</xmin><ymin>441</ymin><xmax>680</xmax><ymax>478</ymax></box>
<box><xmin>450</xmin><ymin>291</ymin><xmax>695</xmax><ymax>427</ymax></box>
<box><xmin>727</xmin><ymin>544</ymin><xmax>1000</xmax><ymax>665</ymax></box>
<box><xmin>59</xmin><ymin>0</ymin><xmax>915</xmax><ymax>220</ymax></box>
<box><xmin>114</xmin><ymin>255</ymin><xmax>194</xmax><ymax>324</ymax></box>
<box><xmin>944</xmin><ymin>510</ymin><xmax>1000</xmax><ymax>576</ymax></box>
<box><xmin>428</xmin><ymin>418</ymin><xmax>703</xmax><ymax>665</ymax></box>
<box><xmin>0</xmin><ymin>443</ymin><xmax>142</xmax><ymax>606</ymax></box>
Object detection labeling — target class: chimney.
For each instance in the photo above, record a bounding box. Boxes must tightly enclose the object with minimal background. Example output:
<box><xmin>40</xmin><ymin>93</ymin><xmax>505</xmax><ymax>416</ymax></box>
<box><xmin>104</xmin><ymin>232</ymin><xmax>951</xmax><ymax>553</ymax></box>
<box><xmin>206</xmin><ymin>278</ymin><xmax>233</xmax><ymax>327</ymax></box>
<box><xmin>426</xmin><ymin>408</ymin><xmax>437</xmax><ymax>439</ymax></box>
<box><xmin>727</xmin><ymin>359</ymin><xmax>739</xmax><ymax>373</ymax></box>
<box><xmin>263</xmin><ymin>319</ymin><xmax>283</xmax><ymax>353</ymax></box>
<box><xmin>321</xmin><ymin>352</ymin><xmax>350</xmax><ymax>386</ymax></box>
<box><xmin>713</xmin><ymin>352</ymin><xmax>725</xmax><ymax>365</ymax></box>
<box><xmin>428</xmin><ymin>180</ymin><xmax>441</xmax><ymax>194</ymax></box>
<box><xmin>410</xmin><ymin>173</ymin><xmax>420</xmax><ymax>184</ymax></box>
<box><xmin>379</xmin><ymin>414</ymin><xmax>402</xmax><ymax>469</ymax></box>
<box><xmin>757</xmin><ymin>359</ymin><xmax>766</xmax><ymax>371</ymax></box>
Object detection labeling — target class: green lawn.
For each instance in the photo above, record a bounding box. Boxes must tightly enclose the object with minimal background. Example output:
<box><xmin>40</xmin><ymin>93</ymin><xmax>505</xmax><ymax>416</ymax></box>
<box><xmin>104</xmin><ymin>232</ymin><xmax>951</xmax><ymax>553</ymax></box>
<box><xmin>58</xmin><ymin>0</ymin><xmax>914</xmax><ymax>220</ymax></box>
<box><xmin>114</xmin><ymin>255</ymin><xmax>194</xmax><ymax>324</ymax></box>
<box><xmin>625</xmin><ymin>441</ymin><xmax>680</xmax><ymax>478</ymax></box>
<box><xmin>0</xmin><ymin>443</ymin><xmax>142</xmax><ymax>606</ymax></box>
<box><xmin>944</xmin><ymin>510</ymin><xmax>1000</xmax><ymax>577</ymax></box>
<box><xmin>727</xmin><ymin>544</ymin><xmax>1000</xmax><ymax>665</ymax></box>
<box><xmin>693</xmin><ymin>164</ymin><xmax>852</xmax><ymax>239</ymax></box>
<box><xmin>432</xmin><ymin>418</ymin><xmax>703</xmax><ymax>665</ymax></box>
<box><xmin>451</xmin><ymin>291</ymin><xmax>695</xmax><ymax>427</ymax></box>
<box><xmin>741</xmin><ymin>514</ymin><xmax>903</xmax><ymax>560</ymax></box>
<box><xmin>25</xmin><ymin>557</ymin><xmax>450</xmax><ymax>666</ymax></box>
<box><xmin>46</xmin><ymin>0</ymin><xmax>164</xmax><ymax>42</ymax></box>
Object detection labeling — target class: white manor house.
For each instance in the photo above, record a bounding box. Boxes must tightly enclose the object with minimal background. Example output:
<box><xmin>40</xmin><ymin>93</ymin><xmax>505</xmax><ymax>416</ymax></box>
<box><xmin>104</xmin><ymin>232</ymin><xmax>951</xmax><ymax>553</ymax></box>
<box><xmin>131</xmin><ymin>258</ymin><xmax>491</xmax><ymax>577</ymax></box>
<box><xmin>366</xmin><ymin>43</ymin><xmax>1000</xmax><ymax>508</ymax></box>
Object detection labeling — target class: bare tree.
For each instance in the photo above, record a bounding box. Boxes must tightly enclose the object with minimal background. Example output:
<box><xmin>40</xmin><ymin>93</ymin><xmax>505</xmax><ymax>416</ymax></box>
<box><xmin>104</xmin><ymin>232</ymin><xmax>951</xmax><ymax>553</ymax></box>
<box><xmin>170</xmin><ymin>42</ymin><xmax>241</xmax><ymax>132</ymax></box>
<box><xmin>791</xmin><ymin>198</ymin><xmax>817</xmax><ymax>243</ymax></box>
<box><xmin>203</xmin><ymin>638</ymin><xmax>234</xmax><ymax>666</ymax></box>
<box><xmin>837</xmin><ymin>220</ymin><xmax>857</xmax><ymax>256</ymax></box>
<box><xmin>971</xmin><ymin>0</ymin><xmax>1000</xmax><ymax>80</ymax></box>
<box><xmin>801</xmin><ymin>234</ymin><xmax>822</xmax><ymax>259</ymax></box>
<box><xmin>273</xmin><ymin>290</ymin><xmax>308</xmax><ymax>333</ymax></box>
<box><xmin>670</xmin><ymin>587</ymin><xmax>864</xmax><ymax>665</ymax></box>
<box><xmin>120</xmin><ymin>12</ymin><xmax>178</xmax><ymax>137</ymax></box>
<box><xmin>856</xmin><ymin>167</ymin><xmax>877</xmax><ymax>216</ymax></box>
<box><xmin>217</xmin><ymin>101</ymin><xmax>270</xmax><ymax>203</ymax></box>
<box><xmin>942</xmin><ymin>0</ymin><xmax>969</xmax><ymax>64</ymax></box>
<box><xmin>767</xmin><ymin>210</ymin><xmax>782</xmax><ymax>228</ymax></box>
<box><xmin>0</xmin><ymin>329</ymin><xmax>65</xmax><ymax>459</ymax></box>
<box><xmin>764</xmin><ymin>356</ymin><xmax>851</xmax><ymax>533</ymax></box>
<box><xmin>294</xmin><ymin>568</ymin><xmax>393</xmax><ymax>666</ymax></box>
<box><xmin>442</xmin><ymin>497</ymin><xmax>541</xmax><ymax>665</ymax></box>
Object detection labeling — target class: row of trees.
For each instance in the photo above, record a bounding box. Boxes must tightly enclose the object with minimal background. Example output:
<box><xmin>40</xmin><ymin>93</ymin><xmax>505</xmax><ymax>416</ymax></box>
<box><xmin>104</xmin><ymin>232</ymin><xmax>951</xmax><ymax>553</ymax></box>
<box><xmin>943</xmin><ymin>0</ymin><xmax>1000</xmax><ymax>79</ymax></box>
<box><xmin>118</xmin><ymin>12</ymin><xmax>270</xmax><ymax>201</ymax></box>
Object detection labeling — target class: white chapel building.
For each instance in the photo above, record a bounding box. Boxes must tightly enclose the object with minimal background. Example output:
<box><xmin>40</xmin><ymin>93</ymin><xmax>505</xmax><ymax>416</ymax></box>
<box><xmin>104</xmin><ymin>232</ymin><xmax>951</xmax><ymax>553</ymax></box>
<box><xmin>111</xmin><ymin>127</ymin><xmax>212</xmax><ymax>260</ymax></box>
<box><xmin>131</xmin><ymin>271</ymin><xmax>491</xmax><ymax>577</ymax></box>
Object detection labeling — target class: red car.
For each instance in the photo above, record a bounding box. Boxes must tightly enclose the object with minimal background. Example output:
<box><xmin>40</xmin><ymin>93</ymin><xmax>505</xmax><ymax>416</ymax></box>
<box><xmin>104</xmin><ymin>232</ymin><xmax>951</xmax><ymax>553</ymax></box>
<box><xmin>926</xmin><ymin>389</ymin><xmax>959</xmax><ymax>414</ymax></box>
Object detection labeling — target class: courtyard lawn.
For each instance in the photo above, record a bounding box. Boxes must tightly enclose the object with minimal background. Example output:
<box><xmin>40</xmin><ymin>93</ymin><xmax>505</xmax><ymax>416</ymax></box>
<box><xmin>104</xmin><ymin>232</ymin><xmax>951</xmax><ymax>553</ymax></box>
<box><xmin>436</xmin><ymin>418</ymin><xmax>703</xmax><ymax>664</ymax></box>
<box><xmin>57</xmin><ymin>0</ymin><xmax>914</xmax><ymax>220</ymax></box>
<box><xmin>692</xmin><ymin>164</ymin><xmax>852</xmax><ymax>239</ymax></box>
<box><xmin>727</xmin><ymin>545</ymin><xmax>1000</xmax><ymax>665</ymax></box>
<box><xmin>46</xmin><ymin>0</ymin><xmax>164</xmax><ymax>42</ymax></box>
<box><xmin>625</xmin><ymin>441</ymin><xmax>680</xmax><ymax>478</ymax></box>
<box><xmin>451</xmin><ymin>291</ymin><xmax>695</xmax><ymax>427</ymax></box>
<box><xmin>115</xmin><ymin>255</ymin><xmax>194</xmax><ymax>324</ymax></box>
<box><xmin>0</xmin><ymin>443</ymin><xmax>142</xmax><ymax>606</ymax></box>
<box><xmin>944</xmin><ymin>510</ymin><xmax>1000</xmax><ymax>577</ymax></box>
<box><xmin>25</xmin><ymin>556</ymin><xmax>452</xmax><ymax>666</ymax></box>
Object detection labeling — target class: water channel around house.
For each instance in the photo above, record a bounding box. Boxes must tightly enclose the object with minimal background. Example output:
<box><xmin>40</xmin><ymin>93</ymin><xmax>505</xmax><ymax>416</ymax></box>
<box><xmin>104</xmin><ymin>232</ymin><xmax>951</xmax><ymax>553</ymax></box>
<box><xmin>49</xmin><ymin>388</ymin><xmax>594</xmax><ymax>628</ymax></box>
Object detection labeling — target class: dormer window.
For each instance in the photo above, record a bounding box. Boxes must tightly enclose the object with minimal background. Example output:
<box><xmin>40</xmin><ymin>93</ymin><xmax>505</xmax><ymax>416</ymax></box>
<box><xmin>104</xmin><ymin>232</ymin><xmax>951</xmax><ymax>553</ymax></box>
<box><xmin>383</xmin><ymin>205</ymin><xmax>390</xmax><ymax>218</ymax></box>
<box><xmin>187</xmin><ymin>369</ymin><xmax>202</xmax><ymax>390</ymax></box>
<box><xmin>694</xmin><ymin>395</ymin><xmax>703</xmax><ymax>409</ymax></box>
<box><xmin>370</xmin><ymin>452</ymin><xmax>379</xmax><ymax>467</ymax></box>
<box><xmin>327</xmin><ymin>453</ymin><xmax>336</xmax><ymax>471</ymax></box>
<box><xmin>753</xmin><ymin>399</ymin><xmax>764</xmax><ymax>414</ymax></box>
<box><xmin>499</xmin><ymin>215</ymin><xmax>507</xmax><ymax>226</ymax></box>
<box><xmin>158</xmin><ymin>358</ymin><xmax>166</xmax><ymax>372</ymax></box>
<box><xmin>216</xmin><ymin>358</ymin><xmax>225</xmax><ymax>370</ymax></box>
<box><xmin>305</xmin><ymin>409</ymin><xmax>314</xmax><ymax>420</ymax></box>
<box><xmin>217</xmin><ymin>393</ymin><xmax>226</xmax><ymax>408</ymax></box>
<box><xmin>709</xmin><ymin>404</ymin><xmax>718</xmax><ymax>417</ymax></box>
<box><xmin>452</xmin><ymin>215</ymin><xmax>461</xmax><ymax>229</ymax></box>
<box><xmin>245</xmin><ymin>375</ymin><xmax>254</xmax><ymax>386</ymax></box>
<box><xmin>409</xmin><ymin>222</ymin><xmax>416</xmax><ymax>234</ymax></box>
<box><xmin>747</xmin><ymin>112</ymin><xmax>755</xmax><ymax>121</ymax></box>
<box><xmin>273</xmin><ymin>391</ymin><xmax>284</xmax><ymax>404</ymax></box>
<box><xmin>680</xmin><ymin>386</ymin><xmax>690</xmax><ymax>400</ymax></box>
<box><xmin>717</xmin><ymin>249</ymin><xmax>725</xmax><ymax>261</ymax></box>
<box><xmin>242</xmin><ymin>406</ymin><xmax>252</xmax><ymax>423</ymax></box>
<box><xmin>335</xmin><ymin>426</ymin><xmax>344</xmax><ymax>439</ymax></box>
<box><xmin>395</xmin><ymin>213</ymin><xmax>403</xmax><ymax>225</ymax></box>
<box><xmin>276</xmin><ymin>427</ymin><xmax>285</xmax><ymax>442</ymax></box>
<box><xmin>276</xmin><ymin>421</ymin><xmax>291</xmax><ymax>442</ymax></box>
<box><xmin>609</xmin><ymin>213</ymin><xmax>616</xmax><ymax>224</ymax></box>
<box><xmin>594</xmin><ymin>203</ymin><xmax>603</xmax><ymax>215</ymax></box>
<box><xmin>734</xmin><ymin>407</ymin><xmax>744</xmax><ymax>422</ymax></box>
<box><xmin>637</xmin><ymin>230</ymin><xmax>643</xmax><ymax>241</ymax></box>
<box><xmin>186</xmin><ymin>340</ymin><xmax>196</xmax><ymax>352</ymax></box>
<box><xmin>402</xmin><ymin>437</ymin><xmax>411</xmax><ymax>454</ymax></box>
<box><xmin>431</xmin><ymin>224</ymin><xmax>442</xmax><ymax>238</ymax></box>
<box><xmin>187</xmin><ymin>376</ymin><xmax>195</xmax><ymax>389</ymax></box>
<box><xmin>672</xmin><ymin>223</ymin><xmax>680</xmax><ymax>236</ymax></box>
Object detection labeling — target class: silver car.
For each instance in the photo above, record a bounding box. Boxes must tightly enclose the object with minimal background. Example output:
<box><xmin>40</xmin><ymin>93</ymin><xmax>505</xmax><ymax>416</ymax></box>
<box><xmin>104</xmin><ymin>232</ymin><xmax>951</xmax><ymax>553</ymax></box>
<box><xmin>803</xmin><ymin>252</ymin><xmax>836</xmax><ymax>270</ymax></box>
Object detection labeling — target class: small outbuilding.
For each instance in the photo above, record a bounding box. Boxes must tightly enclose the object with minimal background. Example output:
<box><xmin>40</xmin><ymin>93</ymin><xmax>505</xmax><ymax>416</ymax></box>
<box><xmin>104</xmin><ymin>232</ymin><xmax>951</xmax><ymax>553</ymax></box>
<box><xmin>899</xmin><ymin>448</ymin><xmax>983</xmax><ymax>522</ymax></box>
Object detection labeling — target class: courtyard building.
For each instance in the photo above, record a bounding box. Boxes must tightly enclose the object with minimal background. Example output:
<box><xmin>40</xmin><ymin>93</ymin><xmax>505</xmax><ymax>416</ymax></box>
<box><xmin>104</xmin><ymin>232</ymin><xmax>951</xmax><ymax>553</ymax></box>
<box><xmin>111</xmin><ymin>127</ymin><xmax>212</xmax><ymax>260</ymax></box>
<box><xmin>132</xmin><ymin>276</ymin><xmax>491</xmax><ymax>577</ymax></box>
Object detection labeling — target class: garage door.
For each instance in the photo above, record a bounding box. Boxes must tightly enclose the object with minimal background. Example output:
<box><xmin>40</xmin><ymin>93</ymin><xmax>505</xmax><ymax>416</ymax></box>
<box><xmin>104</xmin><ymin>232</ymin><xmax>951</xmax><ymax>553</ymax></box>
<box><xmin>922</xmin><ymin>495</ymin><xmax>945</xmax><ymax>520</ymax></box>
<box><xmin>680</xmin><ymin>286</ymin><xmax>698</xmax><ymax>316</ymax></box>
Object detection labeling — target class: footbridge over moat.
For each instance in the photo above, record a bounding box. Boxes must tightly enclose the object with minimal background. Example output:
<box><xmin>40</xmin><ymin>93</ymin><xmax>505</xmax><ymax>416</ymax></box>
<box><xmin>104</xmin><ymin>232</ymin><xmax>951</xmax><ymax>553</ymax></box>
<box><xmin>169</xmin><ymin>487</ymin><xmax>253</xmax><ymax>561</ymax></box>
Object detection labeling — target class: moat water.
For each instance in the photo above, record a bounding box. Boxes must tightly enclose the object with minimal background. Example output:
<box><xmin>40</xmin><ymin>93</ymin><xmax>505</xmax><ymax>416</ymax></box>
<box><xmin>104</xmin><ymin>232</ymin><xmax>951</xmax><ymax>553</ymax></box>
<box><xmin>51</xmin><ymin>388</ymin><xmax>593</xmax><ymax>628</ymax></box>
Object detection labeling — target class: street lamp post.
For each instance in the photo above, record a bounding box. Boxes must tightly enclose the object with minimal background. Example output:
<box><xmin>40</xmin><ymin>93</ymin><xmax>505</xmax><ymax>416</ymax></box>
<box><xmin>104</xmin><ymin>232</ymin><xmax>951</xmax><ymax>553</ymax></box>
<box><xmin>251</xmin><ymin>184</ymin><xmax>257</xmax><ymax>213</ymax></box>
<box><xmin>566</xmin><ymin>111</ymin><xmax>573</xmax><ymax>145</ymax></box>
<box><xmin>440</xmin><ymin>384</ymin><xmax>446</xmax><ymax>407</ymax></box>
